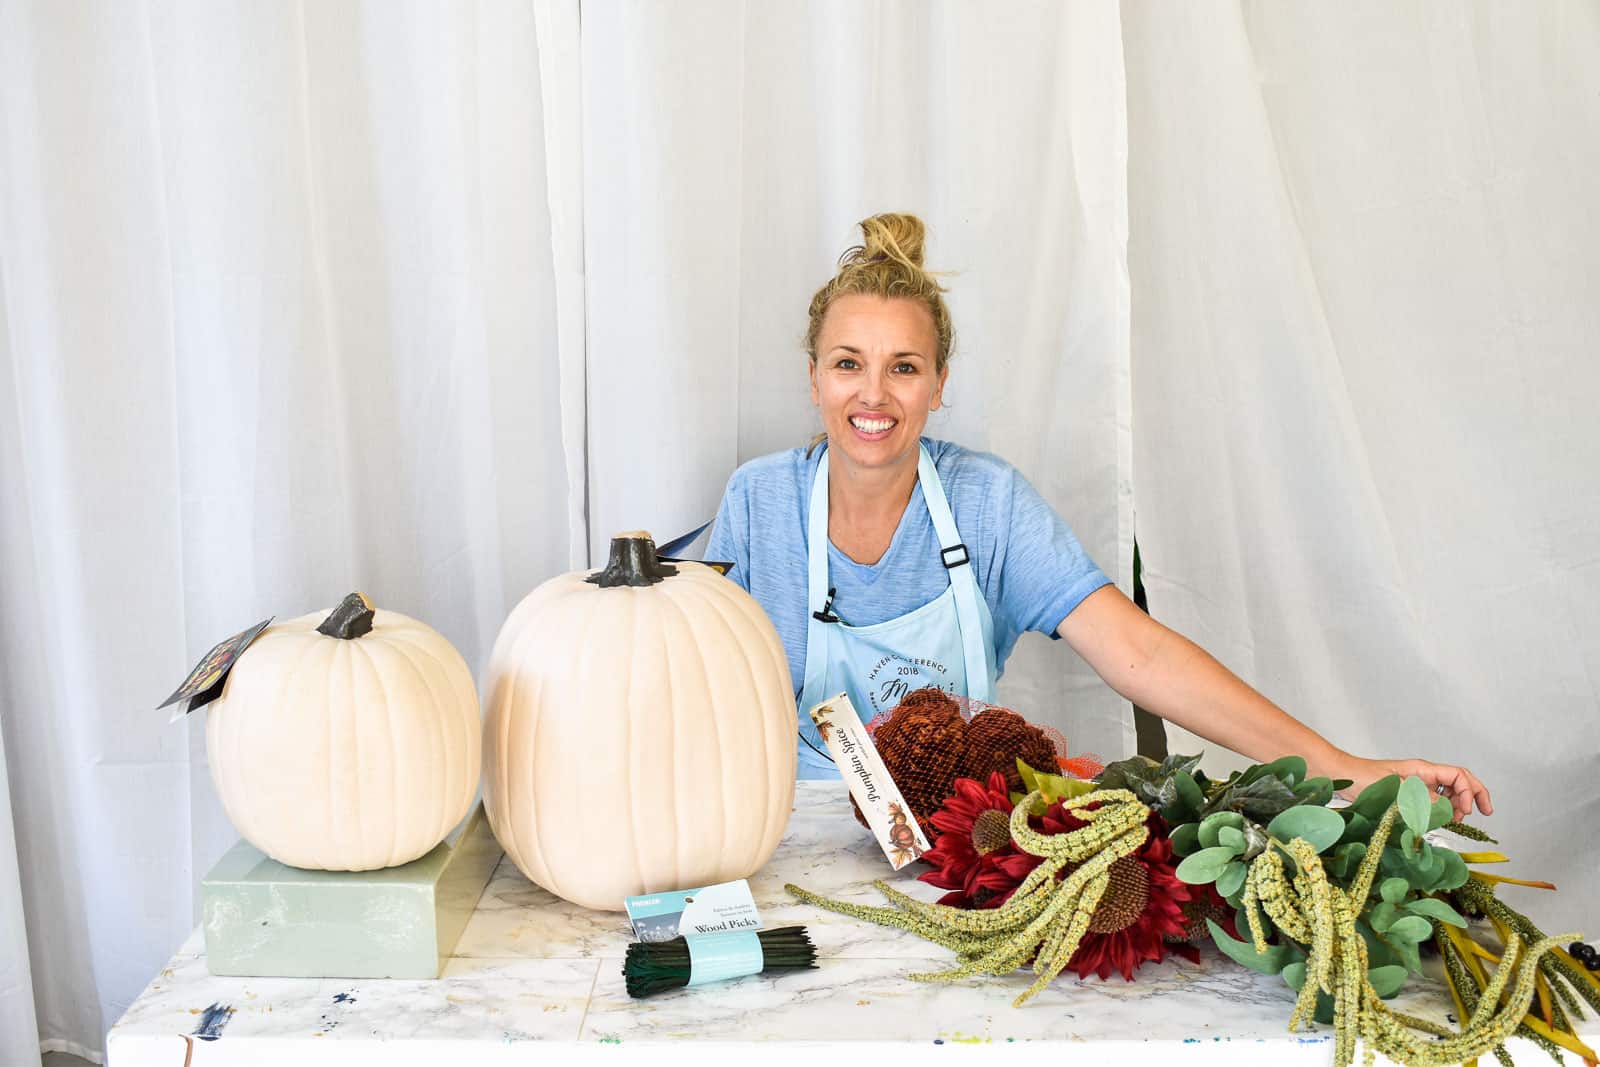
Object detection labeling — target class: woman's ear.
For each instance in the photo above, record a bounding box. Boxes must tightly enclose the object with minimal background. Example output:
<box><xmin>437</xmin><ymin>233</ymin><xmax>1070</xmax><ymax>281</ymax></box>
<box><xmin>930</xmin><ymin>366</ymin><xmax>948</xmax><ymax>411</ymax></box>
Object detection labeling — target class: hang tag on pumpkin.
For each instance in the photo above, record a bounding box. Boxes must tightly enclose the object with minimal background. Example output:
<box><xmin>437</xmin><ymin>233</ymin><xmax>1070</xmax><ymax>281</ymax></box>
<box><xmin>624</xmin><ymin>879</ymin><xmax>761</xmax><ymax>943</ymax></box>
<box><xmin>159</xmin><ymin>617</ymin><xmax>273</xmax><ymax>722</ymax></box>
<box><xmin>808</xmin><ymin>693</ymin><xmax>931</xmax><ymax>870</ymax></box>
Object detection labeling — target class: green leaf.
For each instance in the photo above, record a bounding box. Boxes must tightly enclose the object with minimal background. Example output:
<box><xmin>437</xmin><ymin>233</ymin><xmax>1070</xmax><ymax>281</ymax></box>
<box><xmin>1095</xmin><ymin>755</ymin><xmax>1160</xmax><ymax>793</ymax></box>
<box><xmin>1429</xmin><ymin>795</ymin><xmax>1454</xmax><ymax>831</ymax></box>
<box><xmin>1169</xmin><ymin>822</ymin><xmax>1201</xmax><ymax>857</ymax></box>
<box><xmin>1338</xmin><ymin>810</ymin><xmax>1374</xmax><ymax>846</ymax></box>
<box><xmin>1039</xmin><ymin>771</ymin><xmax>1097</xmax><ymax>802</ymax></box>
<box><xmin>1017</xmin><ymin>758</ymin><xmax>1040</xmax><ymax>795</ymax></box>
<box><xmin>1392</xmin><ymin>936</ymin><xmax>1423</xmax><ymax>974</ymax></box>
<box><xmin>1386</xmin><ymin>915</ymin><xmax>1433</xmax><ymax>944</ymax></box>
<box><xmin>1329</xmin><ymin>841</ymin><xmax>1367</xmax><ymax>880</ymax></box>
<box><xmin>1241</xmin><ymin>822</ymin><xmax>1270</xmax><ymax>861</ymax></box>
<box><xmin>1218</xmin><ymin>826</ymin><xmax>1246</xmax><ymax>853</ymax></box>
<box><xmin>1352</xmin><ymin>774</ymin><xmax>1401</xmax><ymax>820</ymax></box>
<box><xmin>1379</xmin><ymin>877</ymin><xmax>1410</xmax><ymax>905</ymax></box>
<box><xmin>1020</xmin><ymin>758</ymin><xmax>1100</xmax><ymax>803</ymax></box>
<box><xmin>1370</xmin><ymin>901</ymin><xmax>1400</xmax><ymax>934</ymax></box>
<box><xmin>1206</xmin><ymin>919</ymin><xmax>1291</xmax><ymax>975</ymax></box>
<box><xmin>1216</xmin><ymin>860</ymin><xmax>1247</xmax><ymax>899</ymax></box>
<box><xmin>1356</xmin><ymin>919</ymin><xmax>1400</xmax><ymax>968</ymax></box>
<box><xmin>1291</xmin><ymin>776</ymin><xmax>1334</xmax><ymax>807</ymax></box>
<box><xmin>1199</xmin><ymin>811</ymin><xmax>1245</xmax><ymax>849</ymax></box>
<box><xmin>1332</xmin><ymin>778</ymin><xmax>1355</xmax><ymax>790</ymax></box>
<box><xmin>1262</xmin><ymin>755</ymin><xmax>1308</xmax><ymax>787</ymax></box>
<box><xmin>1266</xmin><ymin>806</ymin><xmax>1346</xmax><ymax>853</ymax></box>
<box><xmin>1173</xmin><ymin>771</ymin><xmax>1205</xmax><ymax>819</ymax></box>
<box><xmin>1380</xmin><ymin>846</ymin><xmax>1409</xmax><ymax>880</ymax></box>
<box><xmin>1368</xmin><ymin>965</ymin><xmax>1408</xmax><ymax>998</ymax></box>
<box><xmin>1434</xmin><ymin>849</ymin><xmax>1469</xmax><ymax>891</ymax></box>
<box><xmin>1415</xmin><ymin>847</ymin><xmax>1446</xmax><ymax>890</ymax></box>
<box><xmin>1176</xmin><ymin>846</ymin><xmax>1236</xmax><ymax>885</ymax></box>
<box><xmin>1398</xmin><ymin>776</ymin><xmax>1432</xmax><ymax>838</ymax></box>
<box><xmin>1282</xmin><ymin>961</ymin><xmax>1307</xmax><ymax>991</ymax></box>
<box><xmin>1139</xmin><ymin>776</ymin><xmax>1179</xmax><ymax>810</ymax></box>
<box><xmin>1211</xmin><ymin>774</ymin><xmax>1301</xmax><ymax>821</ymax></box>
<box><xmin>1158</xmin><ymin>753</ymin><xmax>1205</xmax><ymax>780</ymax></box>
<box><xmin>1402</xmin><ymin>897</ymin><xmax>1467</xmax><ymax>928</ymax></box>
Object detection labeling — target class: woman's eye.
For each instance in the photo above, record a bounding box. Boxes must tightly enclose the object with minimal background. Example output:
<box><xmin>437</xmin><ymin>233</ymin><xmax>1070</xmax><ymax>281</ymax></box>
<box><xmin>836</xmin><ymin>358</ymin><xmax>858</xmax><ymax>370</ymax></box>
<box><xmin>895</xmin><ymin>362</ymin><xmax>918</xmax><ymax>374</ymax></box>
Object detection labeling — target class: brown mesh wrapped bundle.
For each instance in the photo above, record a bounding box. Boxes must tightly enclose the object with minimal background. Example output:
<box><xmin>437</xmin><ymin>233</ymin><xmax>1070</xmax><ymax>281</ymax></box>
<box><xmin>960</xmin><ymin>707</ymin><xmax>1059</xmax><ymax>794</ymax></box>
<box><xmin>849</xmin><ymin>688</ymin><xmax>1062</xmax><ymax>842</ymax></box>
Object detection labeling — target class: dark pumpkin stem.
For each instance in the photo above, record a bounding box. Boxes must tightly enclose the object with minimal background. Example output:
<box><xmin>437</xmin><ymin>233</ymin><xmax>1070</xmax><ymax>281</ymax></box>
<box><xmin>317</xmin><ymin>592</ymin><xmax>375</xmax><ymax>639</ymax></box>
<box><xmin>586</xmin><ymin>531</ymin><xmax>678</xmax><ymax>588</ymax></box>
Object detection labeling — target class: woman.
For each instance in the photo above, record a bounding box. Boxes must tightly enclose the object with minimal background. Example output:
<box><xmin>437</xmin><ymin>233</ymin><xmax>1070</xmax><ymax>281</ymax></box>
<box><xmin>707</xmin><ymin>213</ymin><xmax>1490</xmax><ymax>818</ymax></box>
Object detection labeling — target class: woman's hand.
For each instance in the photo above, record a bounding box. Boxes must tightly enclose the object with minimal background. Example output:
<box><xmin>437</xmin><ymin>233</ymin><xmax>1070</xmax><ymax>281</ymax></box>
<box><xmin>1334</xmin><ymin>756</ymin><xmax>1493</xmax><ymax>821</ymax></box>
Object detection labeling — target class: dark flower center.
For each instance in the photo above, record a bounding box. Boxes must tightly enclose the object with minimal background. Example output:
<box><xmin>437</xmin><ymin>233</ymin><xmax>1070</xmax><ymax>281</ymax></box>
<box><xmin>970</xmin><ymin>808</ymin><xmax>1013</xmax><ymax>855</ymax></box>
<box><xmin>1087</xmin><ymin>855</ymin><xmax>1152</xmax><ymax>935</ymax></box>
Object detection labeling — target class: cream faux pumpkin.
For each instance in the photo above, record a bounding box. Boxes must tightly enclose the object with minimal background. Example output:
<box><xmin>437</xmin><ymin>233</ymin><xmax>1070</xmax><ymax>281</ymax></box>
<box><xmin>205</xmin><ymin>593</ymin><xmax>481</xmax><ymax>871</ymax></box>
<box><xmin>483</xmin><ymin>533</ymin><xmax>797</xmax><ymax>911</ymax></box>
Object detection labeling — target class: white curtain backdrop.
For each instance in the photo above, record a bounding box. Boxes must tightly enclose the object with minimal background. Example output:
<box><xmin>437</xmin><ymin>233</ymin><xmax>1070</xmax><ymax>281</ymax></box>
<box><xmin>3</xmin><ymin>0</ymin><xmax>1598</xmax><ymax>1062</ymax></box>
<box><xmin>0</xmin><ymin>1</ymin><xmax>584</xmax><ymax>1060</ymax></box>
<box><xmin>1123</xmin><ymin>1</ymin><xmax>1600</xmax><ymax>937</ymax></box>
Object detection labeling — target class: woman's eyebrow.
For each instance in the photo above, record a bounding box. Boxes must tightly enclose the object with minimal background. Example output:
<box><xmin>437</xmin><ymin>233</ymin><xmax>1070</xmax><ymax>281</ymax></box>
<box><xmin>828</xmin><ymin>346</ymin><xmax>926</xmax><ymax>359</ymax></box>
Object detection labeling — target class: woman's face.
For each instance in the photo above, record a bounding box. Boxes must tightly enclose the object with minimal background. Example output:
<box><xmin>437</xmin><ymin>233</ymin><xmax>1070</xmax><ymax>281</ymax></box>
<box><xmin>810</xmin><ymin>293</ymin><xmax>946</xmax><ymax>475</ymax></box>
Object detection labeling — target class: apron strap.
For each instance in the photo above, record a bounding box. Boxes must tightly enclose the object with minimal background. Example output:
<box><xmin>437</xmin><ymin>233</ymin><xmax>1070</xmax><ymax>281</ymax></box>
<box><xmin>800</xmin><ymin>449</ymin><xmax>834</xmax><ymax>711</ymax></box>
<box><xmin>916</xmin><ymin>444</ymin><xmax>997</xmax><ymax>702</ymax></box>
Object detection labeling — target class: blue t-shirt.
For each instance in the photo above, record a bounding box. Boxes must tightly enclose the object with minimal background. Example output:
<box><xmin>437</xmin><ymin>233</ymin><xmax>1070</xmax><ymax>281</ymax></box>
<box><xmin>706</xmin><ymin>437</ymin><xmax>1112</xmax><ymax>698</ymax></box>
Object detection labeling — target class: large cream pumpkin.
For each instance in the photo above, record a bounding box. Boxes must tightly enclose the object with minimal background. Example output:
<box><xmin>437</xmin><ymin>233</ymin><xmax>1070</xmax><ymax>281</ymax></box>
<box><xmin>483</xmin><ymin>533</ymin><xmax>797</xmax><ymax>910</ymax></box>
<box><xmin>206</xmin><ymin>593</ymin><xmax>481</xmax><ymax>871</ymax></box>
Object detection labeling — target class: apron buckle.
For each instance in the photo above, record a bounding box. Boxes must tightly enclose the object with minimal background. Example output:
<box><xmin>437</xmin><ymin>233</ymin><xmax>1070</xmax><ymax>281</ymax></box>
<box><xmin>940</xmin><ymin>543</ymin><xmax>970</xmax><ymax>569</ymax></box>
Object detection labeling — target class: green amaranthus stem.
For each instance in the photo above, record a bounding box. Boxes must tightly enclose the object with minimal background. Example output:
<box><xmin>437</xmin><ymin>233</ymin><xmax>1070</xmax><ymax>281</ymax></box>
<box><xmin>785</xmin><ymin>787</ymin><xmax>1150</xmax><ymax>1008</ymax></box>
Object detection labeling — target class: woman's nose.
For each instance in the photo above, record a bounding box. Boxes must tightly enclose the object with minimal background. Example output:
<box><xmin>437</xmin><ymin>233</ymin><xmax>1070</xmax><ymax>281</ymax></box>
<box><xmin>858</xmin><ymin>366</ymin><xmax>888</xmax><ymax>405</ymax></box>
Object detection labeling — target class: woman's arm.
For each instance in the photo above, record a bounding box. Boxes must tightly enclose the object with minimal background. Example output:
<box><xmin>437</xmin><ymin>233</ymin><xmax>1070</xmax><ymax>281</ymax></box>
<box><xmin>1056</xmin><ymin>585</ymin><xmax>1492</xmax><ymax>819</ymax></box>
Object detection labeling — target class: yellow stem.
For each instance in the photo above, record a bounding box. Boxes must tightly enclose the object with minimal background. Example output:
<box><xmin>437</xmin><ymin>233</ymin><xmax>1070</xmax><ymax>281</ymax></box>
<box><xmin>1519</xmin><ymin>1012</ymin><xmax>1598</xmax><ymax>1062</ymax></box>
<box><xmin>1470</xmin><ymin>871</ymin><xmax>1557</xmax><ymax>891</ymax></box>
<box><xmin>1444</xmin><ymin>926</ymin><xmax>1492</xmax><ymax>988</ymax></box>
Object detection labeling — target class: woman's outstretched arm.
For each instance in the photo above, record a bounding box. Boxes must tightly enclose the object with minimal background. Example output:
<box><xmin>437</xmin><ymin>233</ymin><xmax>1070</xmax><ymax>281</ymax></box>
<box><xmin>1057</xmin><ymin>585</ymin><xmax>1492</xmax><ymax>819</ymax></box>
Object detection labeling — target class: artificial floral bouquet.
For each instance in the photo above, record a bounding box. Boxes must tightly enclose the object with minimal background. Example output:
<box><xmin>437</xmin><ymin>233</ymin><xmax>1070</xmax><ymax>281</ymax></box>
<box><xmin>789</xmin><ymin>691</ymin><xmax>1600</xmax><ymax>1067</ymax></box>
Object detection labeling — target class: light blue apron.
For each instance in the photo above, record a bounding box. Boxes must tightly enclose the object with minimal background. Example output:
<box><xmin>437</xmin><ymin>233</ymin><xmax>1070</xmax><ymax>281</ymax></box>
<box><xmin>795</xmin><ymin>443</ymin><xmax>998</xmax><ymax>778</ymax></box>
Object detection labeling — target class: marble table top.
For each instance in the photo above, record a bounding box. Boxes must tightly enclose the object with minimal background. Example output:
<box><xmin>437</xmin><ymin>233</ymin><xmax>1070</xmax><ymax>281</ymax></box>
<box><xmin>108</xmin><ymin>780</ymin><xmax>1597</xmax><ymax>1064</ymax></box>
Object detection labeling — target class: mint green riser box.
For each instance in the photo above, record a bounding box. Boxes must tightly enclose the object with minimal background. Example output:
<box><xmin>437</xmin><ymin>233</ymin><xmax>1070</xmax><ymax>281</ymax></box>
<box><xmin>202</xmin><ymin>803</ymin><xmax>503</xmax><ymax>978</ymax></box>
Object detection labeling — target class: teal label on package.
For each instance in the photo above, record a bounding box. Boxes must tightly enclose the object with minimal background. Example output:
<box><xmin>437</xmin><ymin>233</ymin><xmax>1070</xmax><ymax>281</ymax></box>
<box><xmin>686</xmin><ymin>931</ymin><xmax>764</xmax><ymax>986</ymax></box>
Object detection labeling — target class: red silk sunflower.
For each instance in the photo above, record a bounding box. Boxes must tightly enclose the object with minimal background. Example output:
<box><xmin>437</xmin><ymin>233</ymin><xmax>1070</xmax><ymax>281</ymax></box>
<box><xmin>917</xmin><ymin>777</ymin><xmax>1202</xmax><ymax>982</ymax></box>
<box><xmin>917</xmin><ymin>772</ymin><xmax>1042</xmax><ymax>909</ymax></box>
<box><xmin>1040</xmin><ymin>806</ymin><xmax>1193</xmax><ymax>981</ymax></box>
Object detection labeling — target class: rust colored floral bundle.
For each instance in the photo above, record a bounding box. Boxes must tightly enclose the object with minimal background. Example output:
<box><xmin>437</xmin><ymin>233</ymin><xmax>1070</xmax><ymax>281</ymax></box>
<box><xmin>850</xmin><ymin>687</ymin><xmax>1060</xmax><ymax>841</ymax></box>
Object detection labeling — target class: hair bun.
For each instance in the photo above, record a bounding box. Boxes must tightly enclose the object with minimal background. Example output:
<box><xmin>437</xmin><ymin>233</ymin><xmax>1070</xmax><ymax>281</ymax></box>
<box><xmin>852</xmin><ymin>212</ymin><xmax>926</xmax><ymax>270</ymax></box>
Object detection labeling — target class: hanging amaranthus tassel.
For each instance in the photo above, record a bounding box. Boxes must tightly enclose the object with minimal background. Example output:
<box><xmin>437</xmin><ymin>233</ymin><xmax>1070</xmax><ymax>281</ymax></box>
<box><xmin>1237</xmin><ymin>805</ymin><xmax>1576</xmax><ymax>1067</ymax></box>
<box><xmin>787</xmin><ymin>788</ymin><xmax>1152</xmax><ymax>1008</ymax></box>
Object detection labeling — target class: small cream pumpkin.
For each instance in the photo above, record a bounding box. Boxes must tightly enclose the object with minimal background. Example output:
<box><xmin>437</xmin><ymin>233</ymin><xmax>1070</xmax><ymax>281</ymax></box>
<box><xmin>206</xmin><ymin>593</ymin><xmax>481</xmax><ymax>871</ymax></box>
<box><xmin>483</xmin><ymin>533</ymin><xmax>797</xmax><ymax>911</ymax></box>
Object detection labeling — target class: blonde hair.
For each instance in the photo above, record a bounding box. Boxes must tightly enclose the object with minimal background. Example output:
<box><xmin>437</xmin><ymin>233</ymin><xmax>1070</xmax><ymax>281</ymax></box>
<box><xmin>805</xmin><ymin>212</ymin><xmax>953</xmax><ymax>374</ymax></box>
